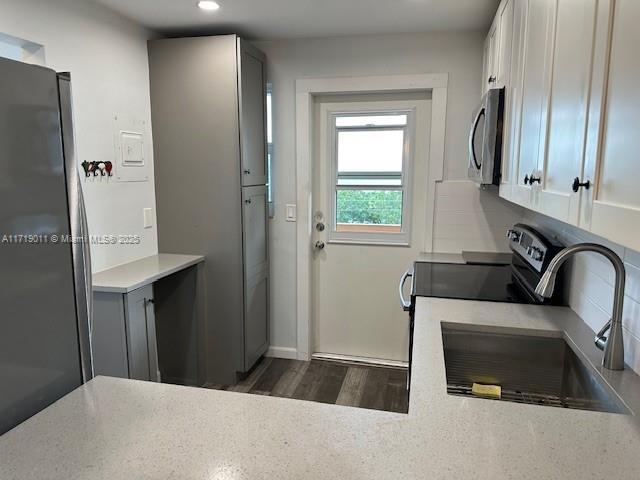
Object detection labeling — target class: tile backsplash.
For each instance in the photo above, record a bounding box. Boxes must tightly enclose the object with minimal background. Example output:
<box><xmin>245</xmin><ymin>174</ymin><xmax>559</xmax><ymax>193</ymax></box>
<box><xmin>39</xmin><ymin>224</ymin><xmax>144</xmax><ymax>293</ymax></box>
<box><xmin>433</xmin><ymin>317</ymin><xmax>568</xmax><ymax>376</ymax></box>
<box><xmin>523</xmin><ymin>211</ymin><xmax>640</xmax><ymax>374</ymax></box>
<box><xmin>433</xmin><ymin>181</ymin><xmax>524</xmax><ymax>253</ymax></box>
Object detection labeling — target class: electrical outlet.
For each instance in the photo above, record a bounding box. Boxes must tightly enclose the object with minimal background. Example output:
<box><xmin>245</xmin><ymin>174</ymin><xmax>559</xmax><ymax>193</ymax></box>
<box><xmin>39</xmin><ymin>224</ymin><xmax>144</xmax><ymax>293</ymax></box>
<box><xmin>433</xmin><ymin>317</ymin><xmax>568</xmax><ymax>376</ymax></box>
<box><xmin>143</xmin><ymin>208</ymin><xmax>153</xmax><ymax>228</ymax></box>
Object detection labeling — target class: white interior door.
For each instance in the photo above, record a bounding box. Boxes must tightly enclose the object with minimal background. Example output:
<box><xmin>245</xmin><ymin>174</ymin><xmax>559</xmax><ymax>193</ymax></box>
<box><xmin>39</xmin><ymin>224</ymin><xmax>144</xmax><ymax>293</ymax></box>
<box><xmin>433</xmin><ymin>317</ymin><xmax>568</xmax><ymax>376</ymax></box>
<box><xmin>311</xmin><ymin>94</ymin><xmax>431</xmax><ymax>363</ymax></box>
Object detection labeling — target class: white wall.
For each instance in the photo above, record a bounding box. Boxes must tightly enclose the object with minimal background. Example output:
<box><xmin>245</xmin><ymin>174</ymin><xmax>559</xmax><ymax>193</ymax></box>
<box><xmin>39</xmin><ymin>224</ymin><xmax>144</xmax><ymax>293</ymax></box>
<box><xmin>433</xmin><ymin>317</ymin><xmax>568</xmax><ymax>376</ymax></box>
<box><xmin>524</xmin><ymin>211</ymin><xmax>640</xmax><ymax>375</ymax></box>
<box><xmin>257</xmin><ymin>32</ymin><xmax>524</xmax><ymax>354</ymax></box>
<box><xmin>0</xmin><ymin>0</ymin><xmax>158</xmax><ymax>272</ymax></box>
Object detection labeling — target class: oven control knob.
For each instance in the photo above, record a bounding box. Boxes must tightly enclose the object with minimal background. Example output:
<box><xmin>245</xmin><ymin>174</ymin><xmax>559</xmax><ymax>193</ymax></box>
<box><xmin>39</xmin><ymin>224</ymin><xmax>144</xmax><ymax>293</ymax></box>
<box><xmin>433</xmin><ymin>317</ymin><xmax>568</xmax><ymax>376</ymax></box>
<box><xmin>527</xmin><ymin>246</ymin><xmax>544</xmax><ymax>262</ymax></box>
<box><xmin>506</xmin><ymin>229</ymin><xmax>521</xmax><ymax>242</ymax></box>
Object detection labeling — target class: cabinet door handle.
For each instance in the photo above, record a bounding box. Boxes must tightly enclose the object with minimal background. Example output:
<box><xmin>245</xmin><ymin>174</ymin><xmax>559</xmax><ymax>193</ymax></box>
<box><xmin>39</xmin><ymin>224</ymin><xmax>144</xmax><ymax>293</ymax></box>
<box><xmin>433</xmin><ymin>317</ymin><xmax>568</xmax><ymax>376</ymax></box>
<box><xmin>529</xmin><ymin>176</ymin><xmax>541</xmax><ymax>185</ymax></box>
<box><xmin>524</xmin><ymin>174</ymin><xmax>530</xmax><ymax>185</ymax></box>
<box><xmin>572</xmin><ymin>177</ymin><xmax>591</xmax><ymax>192</ymax></box>
<box><xmin>243</xmin><ymin>169</ymin><xmax>251</xmax><ymax>175</ymax></box>
<box><xmin>245</xmin><ymin>198</ymin><xmax>252</xmax><ymax>204</ymax></box>
<box><xmin>488</xmin><ymin>75</ymin><xmax>496</xmax><ymax>83</ymax></box>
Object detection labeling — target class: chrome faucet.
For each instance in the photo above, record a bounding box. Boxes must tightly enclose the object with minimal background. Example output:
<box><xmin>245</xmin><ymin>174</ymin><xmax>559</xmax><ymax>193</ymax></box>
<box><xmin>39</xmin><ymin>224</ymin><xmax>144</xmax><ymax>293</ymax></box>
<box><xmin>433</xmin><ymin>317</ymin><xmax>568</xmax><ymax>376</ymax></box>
<box><xmin>535</xmin><ymin>243</ymin><xmax>626</xmax><ymax>370</ymax></box>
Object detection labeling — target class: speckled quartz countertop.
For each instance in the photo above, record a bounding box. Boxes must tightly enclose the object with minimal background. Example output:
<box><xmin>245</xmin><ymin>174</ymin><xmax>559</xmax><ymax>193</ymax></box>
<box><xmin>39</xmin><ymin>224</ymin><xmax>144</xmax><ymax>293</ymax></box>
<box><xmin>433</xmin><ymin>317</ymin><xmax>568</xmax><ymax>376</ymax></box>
<box><xmin>2</xmin><ymin>298</ymin><xmax>640</xmax><ymax>479</ymax></box>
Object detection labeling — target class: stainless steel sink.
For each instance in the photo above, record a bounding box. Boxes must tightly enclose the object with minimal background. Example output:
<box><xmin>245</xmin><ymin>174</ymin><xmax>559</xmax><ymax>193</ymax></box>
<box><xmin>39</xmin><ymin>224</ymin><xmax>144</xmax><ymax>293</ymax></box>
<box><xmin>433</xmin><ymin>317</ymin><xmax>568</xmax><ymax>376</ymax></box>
<box><xmin>441</xmin><ymin>325</ymin><xmax>629</xmax><ymax>414</ymax></box>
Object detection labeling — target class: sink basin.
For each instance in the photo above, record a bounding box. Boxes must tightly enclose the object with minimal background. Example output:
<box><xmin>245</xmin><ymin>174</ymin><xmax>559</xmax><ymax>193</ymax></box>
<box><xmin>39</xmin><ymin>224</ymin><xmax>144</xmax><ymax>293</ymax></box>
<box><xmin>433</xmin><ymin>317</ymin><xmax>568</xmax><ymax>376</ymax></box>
<box><xmin>441</xmin><ymin>324</ymin><xmax>629</xmax><ymax>414</ymax></box>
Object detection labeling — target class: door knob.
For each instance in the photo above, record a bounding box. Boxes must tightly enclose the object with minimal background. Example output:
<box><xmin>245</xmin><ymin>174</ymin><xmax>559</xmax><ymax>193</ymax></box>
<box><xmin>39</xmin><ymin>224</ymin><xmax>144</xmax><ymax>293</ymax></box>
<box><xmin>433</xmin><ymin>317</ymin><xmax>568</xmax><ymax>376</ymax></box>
<box><xmin>316</xmin><ymin>222</ymin><xmax>325</xmax><ymax>232</ymax></box>
<box><xmin>572</xmin><ymin>177</ymin><xmax>591</xmax><ymax>192</ymax></box>
<box><xmin>315</xmin><ymin>241</ymin><xmax>325</xmax><ymax>250</ymax></box>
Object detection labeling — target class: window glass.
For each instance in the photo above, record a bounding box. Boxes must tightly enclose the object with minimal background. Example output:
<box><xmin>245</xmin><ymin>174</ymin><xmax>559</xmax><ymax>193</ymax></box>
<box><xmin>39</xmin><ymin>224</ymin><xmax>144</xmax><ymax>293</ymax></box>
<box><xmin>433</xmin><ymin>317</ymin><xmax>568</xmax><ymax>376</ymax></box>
<box><xmin>336</xmin><ymin>114</ymin><xmax>407</xmax><ymax>127</ymax></box>
<box><xmin>331</xmin><ymin>111</ymin><xmax>412</xmax><ymax>242</ymax></box>
<box><xmin>266</xmin><ymin>85</ymin><xmax>274</xmax><ymax>215</ymax></box>
<box><xmin>337</xmin><ymin>130</ymin><xmax>404</xmax><ymax>173</ymax></box>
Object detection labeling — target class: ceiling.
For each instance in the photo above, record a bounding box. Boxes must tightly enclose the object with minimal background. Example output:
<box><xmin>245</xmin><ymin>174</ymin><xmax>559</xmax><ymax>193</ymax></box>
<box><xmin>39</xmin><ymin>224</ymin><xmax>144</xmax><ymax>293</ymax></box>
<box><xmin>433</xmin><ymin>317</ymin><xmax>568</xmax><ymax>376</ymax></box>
<box><xmin>94</xmin><ymin>0</ymin><xmax>499</xmax><ymax>40</ymax></box>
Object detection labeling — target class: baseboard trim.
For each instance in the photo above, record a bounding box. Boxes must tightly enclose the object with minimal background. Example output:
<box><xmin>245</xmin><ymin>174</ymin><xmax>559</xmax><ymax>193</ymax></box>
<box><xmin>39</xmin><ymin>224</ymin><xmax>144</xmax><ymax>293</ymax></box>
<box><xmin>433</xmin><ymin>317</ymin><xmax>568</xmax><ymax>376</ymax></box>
<box><xmin>311</xmin><ymin>352</ymin><xmax>408</xmax><ymax>369</ymax></box>
<box><xmin>266</xmin><ymin>346</ymin><xmax>299</xmax><ymax>360</ymax></box>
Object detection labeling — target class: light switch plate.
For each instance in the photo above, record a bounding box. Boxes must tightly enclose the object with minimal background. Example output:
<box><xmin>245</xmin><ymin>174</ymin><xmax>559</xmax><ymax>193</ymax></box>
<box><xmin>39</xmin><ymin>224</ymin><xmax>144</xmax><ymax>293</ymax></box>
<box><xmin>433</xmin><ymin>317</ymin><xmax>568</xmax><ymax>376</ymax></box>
<box><xmin>143</xmin><ymin>208</ymin><xmax>153</xmax><ymax>228</ymax></box>
<box><xmin>285</xmin><ymin>204</ymin><xmax>297</xmax><ymax>222</ymax></box>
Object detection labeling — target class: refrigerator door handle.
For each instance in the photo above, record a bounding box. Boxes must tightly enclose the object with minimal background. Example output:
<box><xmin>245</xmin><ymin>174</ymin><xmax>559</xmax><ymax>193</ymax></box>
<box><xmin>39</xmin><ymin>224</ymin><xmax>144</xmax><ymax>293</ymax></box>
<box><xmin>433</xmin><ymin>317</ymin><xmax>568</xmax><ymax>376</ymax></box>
<box><xmin>78</xmin><ymin>176</ymin><xmax>93</xmax><ymax>341</ymax></box>
<box><xmin>58</xmin><ymin>73</ymin><xmax>94</xmax><ymax>382</ymax></box>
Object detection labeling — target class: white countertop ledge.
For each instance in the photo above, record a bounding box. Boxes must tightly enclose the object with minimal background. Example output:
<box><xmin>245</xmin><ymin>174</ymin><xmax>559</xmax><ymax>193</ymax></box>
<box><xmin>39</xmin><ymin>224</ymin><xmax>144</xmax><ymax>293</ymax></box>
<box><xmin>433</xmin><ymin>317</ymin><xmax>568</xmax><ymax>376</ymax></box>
<box><xmin>2</xmin><ymin>298</ymin><xmax>640</xmax><ymax>479</ymax></box>
<box><xmin>92</xmin><ymin>253</ymin><xmax>204</xmax><ymax>293</ymax></box>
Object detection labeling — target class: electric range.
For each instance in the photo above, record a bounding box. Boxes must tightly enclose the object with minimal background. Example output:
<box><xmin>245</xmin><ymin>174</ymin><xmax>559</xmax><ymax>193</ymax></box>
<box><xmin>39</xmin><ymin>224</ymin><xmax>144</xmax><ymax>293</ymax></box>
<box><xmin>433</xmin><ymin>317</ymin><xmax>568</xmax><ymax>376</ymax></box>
<box><xmin>399</xmin><ymin>224</ymin><xmax>567</xmax><ymax>392</ymax></box>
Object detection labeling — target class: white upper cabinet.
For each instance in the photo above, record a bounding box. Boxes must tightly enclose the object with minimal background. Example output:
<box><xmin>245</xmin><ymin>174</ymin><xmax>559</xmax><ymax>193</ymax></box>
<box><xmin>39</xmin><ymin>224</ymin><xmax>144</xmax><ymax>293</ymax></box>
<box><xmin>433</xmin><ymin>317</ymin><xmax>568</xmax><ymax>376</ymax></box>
<box><xmin>512</xmin><ymin>0</ymin><xmax>555</xmax><ymax>209</ymax></box>
<box><xmin>482</xmin><ymin>0</ymin><xmax>514</xmax><ymax>94</ymax></box>
<box><xmin>500</xmin><ymin>0</ymin><xmax>526</xmax><ymax>197</ymax></box>
<box><xmin>494</xmin><ymin>0</ymin><xmax>640</xmax><ymax>252</ymax></box>
<box><xmin>537</xmin><ymin>0</ymin><xmax>598</xmax><ymax>225</ymax></box>
<box><xmin>583</xmin><ymin>0</ymin><xmax>640</xmax><ymax>251</ymax></box>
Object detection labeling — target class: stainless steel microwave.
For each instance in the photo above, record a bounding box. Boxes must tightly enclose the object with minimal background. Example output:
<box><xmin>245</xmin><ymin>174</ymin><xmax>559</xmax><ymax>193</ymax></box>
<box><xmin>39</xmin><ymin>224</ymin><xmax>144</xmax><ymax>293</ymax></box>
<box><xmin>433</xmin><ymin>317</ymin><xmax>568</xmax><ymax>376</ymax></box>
<box><xmin>468</xmin><ymin>87</ymin><xmax>505</xmax><ymax>186</ymax></box>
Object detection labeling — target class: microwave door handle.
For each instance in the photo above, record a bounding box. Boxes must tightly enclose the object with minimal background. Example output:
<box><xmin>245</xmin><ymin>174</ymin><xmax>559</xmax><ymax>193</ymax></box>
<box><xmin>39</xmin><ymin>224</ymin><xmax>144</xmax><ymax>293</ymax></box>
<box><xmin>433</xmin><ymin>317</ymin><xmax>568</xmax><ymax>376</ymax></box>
<box><xmin>468</xmin><ymin>107</ymin><xmax>485</xmax><ymax>170</ymax></box>
<box><xmin>399</xmin><ymin>267</ymin><xmax>414</xmax><ymax>311</ymax></box>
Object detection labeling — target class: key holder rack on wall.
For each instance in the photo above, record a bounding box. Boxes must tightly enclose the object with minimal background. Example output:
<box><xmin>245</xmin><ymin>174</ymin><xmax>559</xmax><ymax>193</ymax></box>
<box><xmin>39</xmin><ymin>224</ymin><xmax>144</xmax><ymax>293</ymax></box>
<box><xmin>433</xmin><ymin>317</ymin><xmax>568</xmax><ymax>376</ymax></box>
<box><xmin>81</xmin><ymin>160</ymin><xmax>113</xmax><ymax>181</ymax></box>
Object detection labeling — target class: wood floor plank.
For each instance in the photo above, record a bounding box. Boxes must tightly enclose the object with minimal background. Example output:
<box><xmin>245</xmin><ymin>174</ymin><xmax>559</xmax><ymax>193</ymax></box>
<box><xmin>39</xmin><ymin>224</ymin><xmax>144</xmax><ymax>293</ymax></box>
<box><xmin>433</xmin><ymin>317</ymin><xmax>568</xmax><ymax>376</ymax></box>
<box><xmin>335</xmin><ymin>367</ymin><xmax>369</xmax><ymax>406</ymax></box>
<box><xmin>205</xmin><ymin>357</ymin><xmax>408</xmax><ymax>414</ymax></box>
<box><xmin>227</xmin><ymin>357</ymin><xmax>273</xmax><ymax>393</ymax></box>
<box><xmin>358</xmin><ymin>367</ymin><xmax>391</xmax><ymax>411</ymax></box>
<box><xmin>313</xmin><ymin>362</ymin><xmax>349</xmax><ymax>404</ymax></box>
<box><xmin>250</xmin><ymin>358</ymin><xmax>292</xmax><ymax>395</ymax></box>
<box><xmin>270</xmin><ymin>360</ymin><xmax>310</xmax><ymax>397</ymax></box>
<box><xmin>384</xmin><ymin>368</ymin><xmax>409</xmax><ymax>413</ymax></box>
<box><xmin>291</xmin><ymin>360</ymin><xmax>348</xmax><ymax>404</ymax></box>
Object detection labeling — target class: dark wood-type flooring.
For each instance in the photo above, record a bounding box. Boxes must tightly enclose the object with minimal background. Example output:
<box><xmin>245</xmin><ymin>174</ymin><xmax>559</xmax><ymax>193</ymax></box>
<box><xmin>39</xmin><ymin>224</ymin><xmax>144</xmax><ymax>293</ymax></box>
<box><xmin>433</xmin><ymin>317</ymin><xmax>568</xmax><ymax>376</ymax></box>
<box><xmin>205</xmin><ymin>357</ymin><xmax>409</xmax><ymax>414</ymax></box>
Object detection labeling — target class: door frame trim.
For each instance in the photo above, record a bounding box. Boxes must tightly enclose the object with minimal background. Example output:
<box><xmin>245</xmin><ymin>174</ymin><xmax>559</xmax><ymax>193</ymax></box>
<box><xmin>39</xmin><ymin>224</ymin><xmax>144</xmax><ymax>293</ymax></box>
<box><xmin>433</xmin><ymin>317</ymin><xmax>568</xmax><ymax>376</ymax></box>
<box><xmin>295</xmin><ymin>74</ymin><xmax>449</xmax><ymax>361</ymax></box>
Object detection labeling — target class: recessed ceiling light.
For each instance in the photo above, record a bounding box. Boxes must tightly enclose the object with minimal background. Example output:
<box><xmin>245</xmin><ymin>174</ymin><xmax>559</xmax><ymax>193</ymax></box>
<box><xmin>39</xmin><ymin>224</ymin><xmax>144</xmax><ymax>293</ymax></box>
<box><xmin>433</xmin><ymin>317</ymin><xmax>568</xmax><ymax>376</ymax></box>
<box><xmin>197</xmin><ymin>1</ymin><xmax>220</xmax><ymax>11</ymax></box>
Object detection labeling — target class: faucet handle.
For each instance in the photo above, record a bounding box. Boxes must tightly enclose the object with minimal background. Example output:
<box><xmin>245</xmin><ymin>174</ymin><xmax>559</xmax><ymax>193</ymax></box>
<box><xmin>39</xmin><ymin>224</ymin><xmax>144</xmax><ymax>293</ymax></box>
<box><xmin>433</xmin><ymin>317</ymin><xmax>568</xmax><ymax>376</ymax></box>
<box><xmin>594</xmin><ymin>320</ymin><xmax>612</xmax><ymax>352</ymax></box>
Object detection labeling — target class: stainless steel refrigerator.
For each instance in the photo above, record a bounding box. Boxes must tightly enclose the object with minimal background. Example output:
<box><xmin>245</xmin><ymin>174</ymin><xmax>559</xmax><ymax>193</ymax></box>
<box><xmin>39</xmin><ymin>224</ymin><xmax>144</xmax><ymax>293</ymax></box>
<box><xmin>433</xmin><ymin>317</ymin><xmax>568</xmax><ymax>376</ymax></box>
<box><xmin>0</xmin><ymin>57</ymin><xmax>92</xmax><ymax>435</ymax></box>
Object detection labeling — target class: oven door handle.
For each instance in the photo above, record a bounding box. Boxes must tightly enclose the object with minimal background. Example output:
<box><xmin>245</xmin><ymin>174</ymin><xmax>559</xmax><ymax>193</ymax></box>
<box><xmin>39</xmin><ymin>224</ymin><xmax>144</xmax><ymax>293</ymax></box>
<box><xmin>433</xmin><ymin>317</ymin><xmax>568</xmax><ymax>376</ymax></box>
<box><xmin>399</xmin><ymin>267</ymin><xmax>414</xmax><ymax>311</ymax></box>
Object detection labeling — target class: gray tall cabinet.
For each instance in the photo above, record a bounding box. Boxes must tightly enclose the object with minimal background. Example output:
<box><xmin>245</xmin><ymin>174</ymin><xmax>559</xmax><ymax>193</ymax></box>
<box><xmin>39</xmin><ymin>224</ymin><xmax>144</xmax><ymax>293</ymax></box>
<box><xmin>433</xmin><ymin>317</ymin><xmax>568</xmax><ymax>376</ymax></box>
<box><xmin>148</xmin><ymin>35</ymin><xmax>269</xmax><ymax>385</ymax></box>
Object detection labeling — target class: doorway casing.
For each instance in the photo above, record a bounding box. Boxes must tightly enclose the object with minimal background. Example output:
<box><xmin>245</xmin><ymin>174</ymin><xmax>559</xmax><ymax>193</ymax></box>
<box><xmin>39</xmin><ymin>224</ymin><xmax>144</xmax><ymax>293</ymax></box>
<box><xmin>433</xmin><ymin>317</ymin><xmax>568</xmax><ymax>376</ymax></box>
<box><xmin>295</xmin><ymin>74</ymin><xmax>449</xmax><ymax>361</ymax></box>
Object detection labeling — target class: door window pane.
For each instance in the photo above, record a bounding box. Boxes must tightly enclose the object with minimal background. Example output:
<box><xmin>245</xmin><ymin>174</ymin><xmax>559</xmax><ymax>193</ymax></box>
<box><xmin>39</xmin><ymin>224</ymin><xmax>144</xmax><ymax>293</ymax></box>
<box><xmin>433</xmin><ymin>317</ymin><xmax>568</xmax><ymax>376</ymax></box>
<box><xmin>336</xmin><ymin>114</ymin><xmax>407</xmax><ymax>127</ymax></box>
<box><xmin>337</xmin><ymin>130</ymin><xmax>404</xmax><ymax>173</ymax></box>
<box><xmin>336</xmin><ymin>190</ymin><xmax>403</xmax><ymax>233</ymax></box>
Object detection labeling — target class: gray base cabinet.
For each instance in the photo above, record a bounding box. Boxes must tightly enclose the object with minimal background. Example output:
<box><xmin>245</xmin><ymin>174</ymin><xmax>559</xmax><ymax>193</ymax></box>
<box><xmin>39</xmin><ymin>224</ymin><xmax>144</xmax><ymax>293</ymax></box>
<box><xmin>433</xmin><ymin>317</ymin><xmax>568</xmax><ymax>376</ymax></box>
<box><xmin>93</xmin><ymin>285</ymin><xmax>159</xmax><ymax>382</ymax></box>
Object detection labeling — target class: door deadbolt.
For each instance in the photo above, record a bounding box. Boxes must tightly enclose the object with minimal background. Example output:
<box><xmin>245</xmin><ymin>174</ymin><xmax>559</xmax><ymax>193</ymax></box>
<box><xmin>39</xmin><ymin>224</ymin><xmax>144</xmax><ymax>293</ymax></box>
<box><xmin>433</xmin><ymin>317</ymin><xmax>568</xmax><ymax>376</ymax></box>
<box><xmin>315</xmin><ymin>241</ymin><xmax>325</xmax><ymax>250</ymax></box>
<box><xmin>316</xmin><ymin>222</ymin><xmax>325</xmax><ymax>232</ymax></box>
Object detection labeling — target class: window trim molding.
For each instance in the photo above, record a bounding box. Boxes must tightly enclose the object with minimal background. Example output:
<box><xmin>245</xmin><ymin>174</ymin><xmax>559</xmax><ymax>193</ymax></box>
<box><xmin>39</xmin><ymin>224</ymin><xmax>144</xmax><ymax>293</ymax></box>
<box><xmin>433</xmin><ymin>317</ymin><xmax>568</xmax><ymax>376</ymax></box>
<box><xmin>294</xmin><ymin>73</ymin><xmax>449</xmax><ymax>362</ymax></box>
<box><xmin>327</xmin><ymin>108</ymin><xmax>416</xmax><ymax>246</ymax></box>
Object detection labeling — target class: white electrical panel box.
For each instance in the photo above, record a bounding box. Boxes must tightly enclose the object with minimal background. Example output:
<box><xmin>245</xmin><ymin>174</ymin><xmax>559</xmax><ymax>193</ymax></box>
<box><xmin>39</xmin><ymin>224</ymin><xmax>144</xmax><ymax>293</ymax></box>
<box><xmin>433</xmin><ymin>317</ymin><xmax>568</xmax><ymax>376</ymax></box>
<box><xmin>113</xmin><ymin>114</ymin><xmax>150</xmax><ymax>182</ymax></box>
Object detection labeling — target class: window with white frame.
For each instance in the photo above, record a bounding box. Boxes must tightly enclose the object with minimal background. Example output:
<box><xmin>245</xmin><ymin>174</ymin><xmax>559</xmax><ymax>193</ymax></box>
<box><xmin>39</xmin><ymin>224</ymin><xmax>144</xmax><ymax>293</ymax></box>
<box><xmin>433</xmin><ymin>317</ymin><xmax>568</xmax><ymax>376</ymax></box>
<box><xmin>329</xmin><ymin>111</ymin><xmax>414</xmax><ymax>245</ymax></box>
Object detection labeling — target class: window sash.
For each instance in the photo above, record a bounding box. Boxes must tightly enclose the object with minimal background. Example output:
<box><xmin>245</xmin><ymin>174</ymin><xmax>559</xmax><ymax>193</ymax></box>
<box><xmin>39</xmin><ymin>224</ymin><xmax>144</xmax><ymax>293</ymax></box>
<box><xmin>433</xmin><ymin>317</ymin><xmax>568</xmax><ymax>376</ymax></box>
<box><xmin>328</xmin><ymin>109</ymin><xmax>414</xmax><ymax>246</ymax></box>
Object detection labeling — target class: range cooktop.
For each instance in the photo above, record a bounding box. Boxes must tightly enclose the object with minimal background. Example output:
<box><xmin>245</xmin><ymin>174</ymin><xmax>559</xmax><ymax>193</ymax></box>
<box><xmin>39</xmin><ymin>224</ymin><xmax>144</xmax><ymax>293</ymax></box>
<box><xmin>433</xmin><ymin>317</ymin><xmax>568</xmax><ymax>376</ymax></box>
<box><xmin>412</xmin><ymin>262</ymin><xmax>531</xmax><ymax>304</ymax></box>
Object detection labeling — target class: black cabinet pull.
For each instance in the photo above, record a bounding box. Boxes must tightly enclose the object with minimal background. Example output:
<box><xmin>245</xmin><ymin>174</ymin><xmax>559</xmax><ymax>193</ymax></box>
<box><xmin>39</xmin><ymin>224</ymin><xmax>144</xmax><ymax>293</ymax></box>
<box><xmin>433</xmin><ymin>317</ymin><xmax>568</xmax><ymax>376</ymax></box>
<box><xmin>524</xmin><ymin>175</ymin><xmax>530</xmax><ymax>185</ymax></box>
<box><xmin>529</xmin><ymin>176</ymin><xmax>541</xmax><ymax>185</ymax></box>
<box><xmin>572</xmin><ymin>177</ymin><xmax>591</xmax><ymax>192</ymax></box>
<box><xmin>488</xmin><ymin>75</ymin><xmax>496</xmax><ymax>83</ymax></box>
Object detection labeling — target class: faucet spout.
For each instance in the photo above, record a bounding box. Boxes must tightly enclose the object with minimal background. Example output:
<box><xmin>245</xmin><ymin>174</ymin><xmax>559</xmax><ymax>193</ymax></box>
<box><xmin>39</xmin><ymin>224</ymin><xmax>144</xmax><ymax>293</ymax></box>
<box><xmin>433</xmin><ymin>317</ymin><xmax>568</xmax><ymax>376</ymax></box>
<box><xmin>534</xmin><ymin>243</ymin><xmax>626</xmax><ymax>371</ymax></box>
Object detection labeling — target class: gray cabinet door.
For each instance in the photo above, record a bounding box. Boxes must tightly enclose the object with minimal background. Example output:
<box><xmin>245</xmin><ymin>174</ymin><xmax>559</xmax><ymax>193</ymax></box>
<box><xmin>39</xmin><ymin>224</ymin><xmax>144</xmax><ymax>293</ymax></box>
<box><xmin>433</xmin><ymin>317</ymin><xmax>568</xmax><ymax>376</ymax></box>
<box><xmin>124</xmin><ymin>285</ymin><xmax>158</xmax><ymax>381</ymax></box>
<box><xmin>238</xmin><ymin>39</ymin><xmax>267</xmax><ymax>186</ymax></box>
<box><xmin>92</xmin><ymin>292</ymin><xmax>129</xmax><ymax>378</ymax></box>
<box><xmin>242</xmin><ymin>186</ymin><xmax>269</xmax><ymax>278</ymax></box>
<box><xmin>244</xmin><ymin>270</ymin><xmax>269</xmax><ymax>369</ymax></box>
<box><xmin>242</xmin><ymin>185</ymin><xmax>269</xmax><ymax>369</ymax></box>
